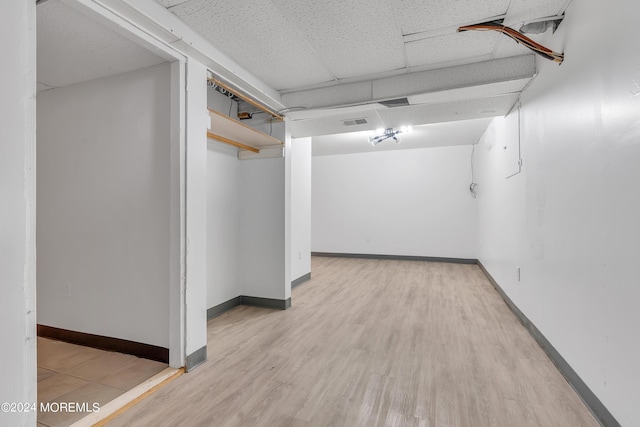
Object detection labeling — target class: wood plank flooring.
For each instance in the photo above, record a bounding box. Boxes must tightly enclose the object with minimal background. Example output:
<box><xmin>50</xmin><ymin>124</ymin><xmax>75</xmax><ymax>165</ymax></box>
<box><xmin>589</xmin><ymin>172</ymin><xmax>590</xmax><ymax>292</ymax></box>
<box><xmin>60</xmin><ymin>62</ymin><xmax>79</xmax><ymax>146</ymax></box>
<box><xmin>107</xmin><ymin>257</ymin><xmax>599</xmax><ymax>427</ymax></box>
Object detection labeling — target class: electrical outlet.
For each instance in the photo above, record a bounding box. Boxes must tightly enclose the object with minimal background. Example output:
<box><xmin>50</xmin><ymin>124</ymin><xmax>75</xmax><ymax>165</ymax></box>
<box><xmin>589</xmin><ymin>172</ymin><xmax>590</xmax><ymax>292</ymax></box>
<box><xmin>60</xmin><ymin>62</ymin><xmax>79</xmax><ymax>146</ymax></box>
<box><xmin>516</xmin><ymin>267</ymin><xmax>521</xmax><ymax>282</ymax></box>
<box><xmin>298</xmin><ymin>251</ymin><xmax>302</xmax><ymax>260</ymax></box>
<box><xmin>65</xmin><ymin>284</ymin><xmax>72</xmax><ymax>298</ymax></box>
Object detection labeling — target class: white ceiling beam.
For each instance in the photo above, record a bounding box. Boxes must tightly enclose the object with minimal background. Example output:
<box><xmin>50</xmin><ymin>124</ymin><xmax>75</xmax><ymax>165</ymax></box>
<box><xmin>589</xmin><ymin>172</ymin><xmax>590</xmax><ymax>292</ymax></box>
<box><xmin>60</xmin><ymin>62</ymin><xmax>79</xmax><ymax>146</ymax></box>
<box><xmin>95</xmin><ymin>0</ymin><xmax>286</xmax><ymax>112</ymax></box>
<box><xmin>281</xmin><ymin>55</ymin><xmax>535</xmax><ymax>110</ymax></box>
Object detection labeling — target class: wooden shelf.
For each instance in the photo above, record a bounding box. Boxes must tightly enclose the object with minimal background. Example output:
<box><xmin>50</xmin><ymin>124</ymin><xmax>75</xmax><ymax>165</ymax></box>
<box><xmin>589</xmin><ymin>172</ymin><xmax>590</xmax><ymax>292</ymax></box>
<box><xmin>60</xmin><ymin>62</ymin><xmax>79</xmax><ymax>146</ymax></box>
<box><xmin>206</xmin><ymin>108</ymin><xmax>282</xmax><ymax>154</ymax></box>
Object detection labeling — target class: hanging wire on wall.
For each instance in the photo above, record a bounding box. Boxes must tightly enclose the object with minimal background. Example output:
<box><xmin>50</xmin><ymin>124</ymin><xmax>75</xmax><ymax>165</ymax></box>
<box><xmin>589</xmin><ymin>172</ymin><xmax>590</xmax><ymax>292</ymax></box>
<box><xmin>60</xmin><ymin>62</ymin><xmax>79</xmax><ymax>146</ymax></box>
<box><xmin>470</xmin><ymin>144</ymin><xmax>478</xmax><ymax>198</ymax></box>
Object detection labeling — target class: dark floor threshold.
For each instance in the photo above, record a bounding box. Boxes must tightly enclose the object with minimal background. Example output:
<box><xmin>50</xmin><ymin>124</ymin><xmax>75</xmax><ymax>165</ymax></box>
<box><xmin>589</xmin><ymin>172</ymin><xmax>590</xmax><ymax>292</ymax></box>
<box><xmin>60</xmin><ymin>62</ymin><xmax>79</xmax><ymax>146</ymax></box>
<box><xmin>37</xmin><ymin>324</ymin><xmax>169</xmax><ymax>363</ymax></box>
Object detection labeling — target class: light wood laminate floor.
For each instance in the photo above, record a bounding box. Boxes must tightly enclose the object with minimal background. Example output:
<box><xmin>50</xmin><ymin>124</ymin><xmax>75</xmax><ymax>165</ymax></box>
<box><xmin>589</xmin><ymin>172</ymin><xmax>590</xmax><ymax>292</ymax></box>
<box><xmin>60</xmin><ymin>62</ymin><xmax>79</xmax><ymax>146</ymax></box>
<box><xmin>108</xmin><ymin>257</ymin><xmax>599</xmax><ymax>427</ymax></box>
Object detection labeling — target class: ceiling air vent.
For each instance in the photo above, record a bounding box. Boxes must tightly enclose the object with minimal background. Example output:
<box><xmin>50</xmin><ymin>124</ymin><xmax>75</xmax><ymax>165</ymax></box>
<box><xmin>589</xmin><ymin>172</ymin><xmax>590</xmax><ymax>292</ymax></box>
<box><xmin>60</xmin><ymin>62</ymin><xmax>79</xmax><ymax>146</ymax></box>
<box><xmin>379</xmin><ymin>97</ymin><xmax>410</xmax><ymax>108</ymax></box>
<box><xmin>342</xmin><ymin>118</ymin><xmax>368</xmax><ymax>126</ymax></box>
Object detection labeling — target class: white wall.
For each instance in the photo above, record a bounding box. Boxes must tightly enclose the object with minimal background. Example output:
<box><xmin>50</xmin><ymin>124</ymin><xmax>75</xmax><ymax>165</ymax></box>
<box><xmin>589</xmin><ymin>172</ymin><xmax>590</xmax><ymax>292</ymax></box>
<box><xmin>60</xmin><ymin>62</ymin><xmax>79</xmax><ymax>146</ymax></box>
<box><xmin>184</xmin><ymin>60</ymin><xmax>209</xmax><ymax>359</ymax></box>
<box><xmin>0</xmin><ymin>2</ymin><xmax>37</xmax><ymax>425</ymax></box>
<box><xmin>37</xmin><ymin>63</ymin><xmax>172</xmax><ymax>348</ymax></box>
<box><xmin>238</xmin><ymin>157</ymin><xmax>289</xmax><ymax>299</ymax></box>
<box><xmin>312</xmin><ymin>146</ymin><xmax>477</xmax><ymax>259</ymax></box>
<box><xmin>206</xmin><ymin>142</ymin><xmax>242</xmax><ymax>307</ymax></box>
<box><xmin>476</xmin><ymin>0</ymin><xmax>640</xmax><ymax>424</ymax></box>
<box><xmin>290</xmin><ymin>137</ymin><xmax>312</xmax><ymax>281</ymax></box>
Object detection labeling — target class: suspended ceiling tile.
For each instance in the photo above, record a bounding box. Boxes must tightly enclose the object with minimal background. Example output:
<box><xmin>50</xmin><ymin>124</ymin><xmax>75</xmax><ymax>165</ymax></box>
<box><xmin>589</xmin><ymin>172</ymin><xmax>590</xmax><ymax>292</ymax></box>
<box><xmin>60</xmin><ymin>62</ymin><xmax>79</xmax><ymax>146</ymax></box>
<box><xmin>492</xmin><ymin>35</ymin><xmax>531</xmax><ymax>60</ymax></box>
<box><xmin>37</xmin><ymin>0</ymin><xmax>166</xmax><ymax>89</ymax></box>
<box><xmin>504</xmin><ymin>0</ymin><xmax>568</xmax><ymax>25</ymax></box>
<box><xmin>272</xmin><ymin>0</ymin><xmax>405</xmax><ymax>80</ymax></box>
<box><xmin>392</xmin><ymin>0</ymin><xmax>510</xmax><ymax>36</ymax></box>
<box><xmin>168</xmin><ymin>0</ymin><xmax>335</xmax><ymax>90</ymax></box>
<box><xmin>405</xmin><ymin>31</ymin><xmax>499</xmax><ymax>68</ymax></box>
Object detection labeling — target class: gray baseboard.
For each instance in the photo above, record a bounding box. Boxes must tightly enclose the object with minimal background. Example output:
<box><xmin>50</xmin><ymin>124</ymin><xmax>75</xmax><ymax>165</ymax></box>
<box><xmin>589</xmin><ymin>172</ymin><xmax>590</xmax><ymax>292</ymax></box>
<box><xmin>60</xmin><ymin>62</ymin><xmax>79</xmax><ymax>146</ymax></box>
<box><xmin>241</xmin><ymin>295</ymin><xmax>291</xmax><ymax>310</ymax></box>
<box><xmin>292</xmin><ymin>272</ymin><xmax>311</xmax><ymax>288</ymax></box>
<box><xmin>185</xmin><ymin>345</ymin><xmax>207</xmax><ymax>372</ymax></box>
<box><xmin>207</xmin><ymin>296</ymin><xmax>242</xmax><ymax>320</ymax></box>
<box><xmin>207</xmin><ymin>295</ymin><xmax>291</xmax><ymax>322</ymax></box>
<box><xmin>311</xmin><ymin>252</ymin><xmax>477</xmax><ymax>264</ymax></box>
<box><xmin>477</xmin><ymin>262</ymin><xmax>620</xmax><ymax>427</ymax></box>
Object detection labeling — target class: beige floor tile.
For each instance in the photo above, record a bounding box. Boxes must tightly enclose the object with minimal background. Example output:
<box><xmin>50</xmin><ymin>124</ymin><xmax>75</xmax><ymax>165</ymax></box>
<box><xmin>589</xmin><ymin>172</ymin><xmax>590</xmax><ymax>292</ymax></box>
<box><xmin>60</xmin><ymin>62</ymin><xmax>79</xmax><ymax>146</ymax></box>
<box><xmin>37</xmin><ymin>336</ymin><xmax>58</xmax><ymax>353</ymax></box>
<box><xmin>38</xmin><ymin>373</ymin><xmax>90</xmax><ymax>404</ymax></box>
<box><xmin>38</xmin><ymin>382</ymin><xmax>124</xmax><ymax>427</ymax></box>
<box><xmin>38</xmin><ymin>367</ymin><xmax>56</xmax><ymax>382</ymax></box>
<box><xmin>61</xmin><ymin>350</ymin><xmax>138</xmax><ymax>382</ymax></box>
<box><xmin>96</xmin><ymin>357</ymin><xmax>168</xmax><ymax>391</ymax></box>
<box><xmin>38</xmin><ymin>340</ymin><xmax>106</xmax><ymax>372</ymax></box>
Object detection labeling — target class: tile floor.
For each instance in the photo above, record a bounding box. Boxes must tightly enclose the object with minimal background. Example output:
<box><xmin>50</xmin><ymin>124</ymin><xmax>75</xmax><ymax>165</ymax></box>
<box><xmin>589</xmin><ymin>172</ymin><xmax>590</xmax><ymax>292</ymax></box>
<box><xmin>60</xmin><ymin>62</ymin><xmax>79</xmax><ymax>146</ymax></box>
<box><xmin>37</xmin><ymin>337</ymin><xmax>167</xmax><ymax>427</ymax></box>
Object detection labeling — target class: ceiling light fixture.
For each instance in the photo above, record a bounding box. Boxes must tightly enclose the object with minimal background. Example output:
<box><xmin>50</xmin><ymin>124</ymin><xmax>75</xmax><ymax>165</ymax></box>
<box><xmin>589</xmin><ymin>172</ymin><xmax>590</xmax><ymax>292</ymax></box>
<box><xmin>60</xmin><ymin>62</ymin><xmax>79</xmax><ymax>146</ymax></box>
<box><xmin>368</xmin><ymin>126</ymin><xmax>412</xmax><ymax>146</ymax></box>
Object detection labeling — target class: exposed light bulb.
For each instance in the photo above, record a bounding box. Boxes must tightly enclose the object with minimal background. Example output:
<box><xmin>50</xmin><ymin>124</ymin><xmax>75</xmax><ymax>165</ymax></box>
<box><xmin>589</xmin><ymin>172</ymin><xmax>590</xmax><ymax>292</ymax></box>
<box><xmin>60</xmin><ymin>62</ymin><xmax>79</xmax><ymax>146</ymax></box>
<box><xmin>375</xmin><ymin>128</ymin><xmax>384</xmax><ymax>135</ymax></box>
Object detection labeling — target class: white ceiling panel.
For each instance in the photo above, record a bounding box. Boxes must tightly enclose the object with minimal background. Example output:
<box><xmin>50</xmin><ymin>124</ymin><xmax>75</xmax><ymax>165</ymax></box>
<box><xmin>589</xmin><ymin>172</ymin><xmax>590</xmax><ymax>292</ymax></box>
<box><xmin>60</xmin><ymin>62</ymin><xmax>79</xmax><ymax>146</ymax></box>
<box><xmin>392</xmin><ymin>0</ymin><xmax>510</xmax><ymax>36</ymax></box>
<box><xmin>312</xmin><ymin>118</ymin><xmax>492</xmax><ymax>156</ymax></box>
<box><xmin>505</xmin><ymin>0</ymin><xmax>569</xmax><ymax>26</ymax></box>
<box><xmin>289</xmin><ymin>92</ymin><xmax>518</xmax><ymax>138</ymax></box>
<box><xmin>405</xmin><ymin>31</ymin><xmax>498</xmax><ymax>68</ymax></box>
<box><xmin>168</xmin><ymin>0</ymin><xmax>336</xmax><ymax>90</ymax></box>
<box><xmin>286</xmin><ymin>103</ymin><xmax>387</xmax><ymax>121</ymax></box>
<box><xmin>377</xmin><ymin>93</ymin><xmax>520</xmax><ymax>127</ymax></box>
<box><xmin>37</xmin><ymin>0</ymin><xmax>166</xmax><ymax>89</ymax></box>
<box><xmin>291</xmin><ymin>110</ymin><xmax>387</xmax><ymax>138</ymax></box>
<box><xmin>272</xmin><ymin>0</ymin><xmax>405</xmax><ymax>79</ymax></box>
<box><xmin>408</xmin><ymin>77</ymin><xmax>531</xmax><ymax>105</ymax></box>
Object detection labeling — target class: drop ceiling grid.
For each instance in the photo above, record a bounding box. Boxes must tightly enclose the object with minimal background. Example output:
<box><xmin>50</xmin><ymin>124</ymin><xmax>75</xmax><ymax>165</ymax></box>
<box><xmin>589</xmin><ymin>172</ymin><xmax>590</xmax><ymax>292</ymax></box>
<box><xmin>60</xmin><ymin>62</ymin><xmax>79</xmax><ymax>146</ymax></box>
<box><xmin>156</xmin><ymin>0</ymin><xmax>189</xmax><ymax>7</ymax></box>
<box><xmin>391</xmin><ymin>0</ymin><xmax>511</xmax><ymax>36</ymax></box>
<box><xmin>168</xmin><ymin>0</ymin><xmax>336</xmax><ymax>90</ymax></box>
<box><xmin>271</xmin><ymin>0</ymin><xmax>405</xmax><ymax>80</ymax></box>
<box><xmin>404</xmin><ymin>31</ymin><xmax>499</xmax><ymax>68</ymax></box>
<box><xmin>38</xmin><ymin>0</ymin><xmax>166</xmax><ymax>88</ymax></box>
